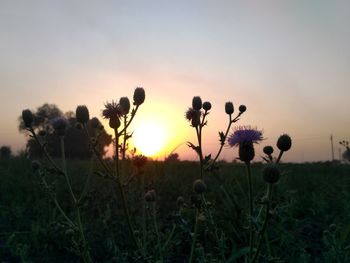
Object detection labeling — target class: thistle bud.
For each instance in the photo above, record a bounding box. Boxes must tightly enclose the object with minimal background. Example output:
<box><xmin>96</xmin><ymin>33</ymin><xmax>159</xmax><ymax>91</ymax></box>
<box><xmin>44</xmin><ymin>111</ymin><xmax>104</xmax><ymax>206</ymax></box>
<box><xmin>119</xmin><ymin>97</ymin><xmax>130</xmax><ymax>114</ymax></box>
<box><xmin>192</xmin><ymin>96</ymin><xmax>202</xmax><ymax>110</ymax></box>
<box><xmin>263</xmin><ymin>146</ymin><xmax>274</xmax><ymax>155</ymax></box>
<box><xmin>239</xmin><ymin>141</ymin><xmax>255</xmax><ymax>162</ymax></box>
<box><xmin>133</xmin><ymin>87</ymin><xmax>145</xmax><ymax>106</ymax></box>
<box><xmin>51</xmin><ymin>117</ymin><xmax>68</xmax><ymax>137</ymax></box>
<box><xmin>76</xmin><ymin>105</ymin><xmax>89</xmax><ymax>124</ymax></box>
<box><xmin>193</xmin><ymin>179</ymin><xmax>207</xmax><ymax>194</ymax></box>
<box><xmin>145</xmin><ymin>190</ymin><xmax>156</xmax><ymax>202</ymax></box>
<box><xmin>203</xmin><ymin>101</ymin><xmax>212</xmax><ymax>111</ymax></box>
<box><xmin>225</xmin><ymin>102</ymin><xmax>234</xmax><ymax>115</ymax></box>
<box><xmin>262</xmin><ymin>165</ymin><xmax>280</xmax><ymax>184</ymax></box>
<box><xmin>22</xmin><ymin>109</ymin><xmax>34</xmax><ymax>128</ymax></box>
<box><xmin>90</xmin><ymin>117</ymin><xmax>101</xmax><ymax>129</ymax></box>
<box><xmin>277</xmin><ymin>134</ymin><xmax>292</xmax><ymax>152</ymax></box>
<box><xmin>109</xmin><ymin>117</ymin><xmax>121</xmax><ymax>130</ymax></box>
<box><xmin>239</xmin><ymin>105</ymin><xmax>247</xmax><ymax>113</ymax></box>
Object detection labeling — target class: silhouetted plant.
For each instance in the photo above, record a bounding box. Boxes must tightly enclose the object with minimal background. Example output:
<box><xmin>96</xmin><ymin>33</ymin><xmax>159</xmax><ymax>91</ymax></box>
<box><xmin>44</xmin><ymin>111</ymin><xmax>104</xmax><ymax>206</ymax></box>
<box><xmin>339</xmin><ymin>140</ymin><xmax>350</xmax><ymax>161</ymax></box>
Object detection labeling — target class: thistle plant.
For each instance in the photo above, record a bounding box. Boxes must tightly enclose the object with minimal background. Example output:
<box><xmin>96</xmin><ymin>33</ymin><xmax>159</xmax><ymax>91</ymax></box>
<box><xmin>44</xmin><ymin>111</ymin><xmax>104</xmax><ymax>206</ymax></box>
<box><xmin>227</xmin><ymin>129</ymin><xmax>292</xmax><ymax>262</ymax></box>
<box><xmin>339</xmin><ymin>140</ymin><xmax>350</xmax><ymax>161</ymax></box>
<box><xmin>22</xmin><ymin>110</ymin><xmax>93</xmax><ymax>263</ymax></box>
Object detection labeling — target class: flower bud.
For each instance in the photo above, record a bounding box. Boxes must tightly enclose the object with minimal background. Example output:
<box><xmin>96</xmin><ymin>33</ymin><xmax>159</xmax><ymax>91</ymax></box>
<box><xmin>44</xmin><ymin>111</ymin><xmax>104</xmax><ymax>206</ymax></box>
<box><xmin>76</xmin><ymin>105</ymin><xmax>89</xmax><ymax>124</ymax></box>
<box><xmin>22</xmin><ymin>109</ymin><xmax>34</xmax><ymax>128</ymax></box>
<box><xmin>277</xmin><ymin>134</ymin><xmax>292</xmax><ymax>152</ymax></box>
<box><xmin>133</xmin><ymin>87</ymin><xmax>145</xmax><ymax>106</ymax></box>
<box><xmin>145</xmin><ymin>190</ymin><xmax>156</xmax><ymax>202</ymax></box>
<box><xmin>109</xmin><ymin>116</ymin><xmax>121</xmax><ymax>130</ymax></box>
<box><xmin>90</xmin><ymin>117</ymin><xmax>101</xmax><ymax>129</ymax></box>
<box><xmin>263</xmin><ymin>146</ymin><xmax>274</xmax><ymax>155</ymax></box>
<box><xmin>225</xmin><ymin>102</ymin><xmax>234</xmax><ymax>115</ymax></box>
<box><xmin>193</xmin><ymin>179</ymin><xmax>207</xmax><ymax>194</ymax></box>
<box><xmin>239</xmin><ymin>141</ymin><xmax>255</xmax><ymax>162</ymax></box>
<box><xmin>119</xmin><ymin>97</ymin><xmax>130</xmax><ymax>114</ymax></box>
<box><xmin>51</xmin><ymin>117</ymin><xmax>68</xmax><ymax>136</ymax></box>
<box><xmin>203</xmin><ymin>101</ymin><xmax>212</xmax><ymax>111</ymax></box>
<box><xmin>192</xmin><ymin>96</ymin><xmax>202</xmax><ymax>111</ymax></box>
<box><xmin>262</xmin><ymin>165</ymin><xmax>280</xmax><ymax>184</ymax></box>
<box><xmin>191</xmin><ymin>111</ymin><xmax>201</xmax><ymax>127</ymax></box>
<box><xmin>239</xmin><ymin>105</ymin><xmax>247</xmax><ymax>113</ymax></box>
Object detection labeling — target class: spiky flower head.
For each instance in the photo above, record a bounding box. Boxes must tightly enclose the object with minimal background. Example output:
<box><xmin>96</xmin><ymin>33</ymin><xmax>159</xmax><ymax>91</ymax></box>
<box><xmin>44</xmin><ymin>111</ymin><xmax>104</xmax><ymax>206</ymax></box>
<box><xmin>228</xmin><ymin>126</ymin><xmax>263</xmax><ymax>162</ymax></box>
<box><xmin>51</xmin><ymin>117</ymin><xmax>68</xmax><ymax>136</ymax></box>
<box><xmin>263</xmin><ymin>146</ymin><xmax>274</xmax><ymax>155</ymax></box>
<box><xmin>225</xmin><ymin>102</ymin><xmax>234</xmax><ymax>115</ymax></box>
<box><xmin>239</xmin><ymin>105</ymin><xmax>247</xmax><ymax>113</ymax></box>
<box><xmin>133</xmin><ymin>87</ymin><xmax>145</xmax><ymax>106</ymax></box>
<box><xmin>262</xmin><ymin>164</ymin><xmax>281</xmax><ymax>184</ymax></box>
<box><xmin>192</xmin><ymin>96</ymin><xmax>202</xmax><ymax>111</ymax></box>
<box><xmin>102</xmin><ymin>101</ymin><xmax>121</xmax><ymax>119</ymax></box>
<box><xmin>22</xmin><ymin>109</ymin><xmax>33</xmax><ymax>128</ymax></box>
<box><xmin>119</xmin><ymin>97</ymin><xmax>130</xmax><ymax>115</ymax></box>
<box><xmin>76</xmin><ymin>105</ymin><xmax>90</xmax><ymax>124</ymax></box>
<box><xmin>193</xmin><ymin>179</ymin><xmax>207</xmax><ymax>194</ymax></box>
<box><xmin>203</xmin><ymin>101</ymin><xmax>212</xmax><ymax>111</ymax></box>
<box><xmin>276</xmin><ymin>134</ymin><xmax>292</xmax><ymax>152</ymax></box>
<box><xmin>185</xmin><ymin>108</ymin><xmax>201</xmax><ymax>127</ymax></box>
<box><xmin>228</xmin><ymin>126</ymin><xmax>263</xmax><ymax>147</ymax></box>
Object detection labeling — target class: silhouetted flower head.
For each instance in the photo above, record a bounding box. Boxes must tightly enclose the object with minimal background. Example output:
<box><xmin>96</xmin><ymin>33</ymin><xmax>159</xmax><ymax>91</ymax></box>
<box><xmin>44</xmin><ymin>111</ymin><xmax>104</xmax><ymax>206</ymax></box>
<box><xmin>90</xmin><ymin>117</ymin><xmax>101</xmax><ymax>129</ymax></box>
<box><xmin>133</xmin><ymin>155</ymin><xmax>148</xmax><ymax>169</ymax></box>
<box><xmin>22</xmin><ymin>109</ymin><xmax>34</xmax><ymax>128</ymax></box>
<box><xmin>119</xmin><ymin>97</ymin><xmax>130</xmax><ymax>114</ymax></box>
<box><xmin>239</xmin><ymin>105</ymin><xmax>247</xmax><ymax>113</ymax></box>
<box><xmin>76</xmin><ymin>105</ymin><xmax>90</xmax><ymax>124</ymax></box>
<box><xmin>185</xmin><ymin>108</ymin><xmax>201</xmax><ymax>127</ymax></box>
<box><xmin>228</xmin><ymin>126</ymin><xmax>263</xmax><ymax>147</ymax></box>
<box><xmin>263</xmin><ymin>146</ymin><xmax>274</xmax><ymax>155</ymax></box>
<box><xmin>203</xmin><ymin>101</ymin><xmax>212</xmax><ymax>111</ymax></box>
<box><xmin>51</xmin><ymin>117</ymin><xmax>68</xmax><ymax>136</ymax></box>
<box><xmin>102</xmin><ymin>101</ymin><xmax>121</xmax><ymax>119</ymax></box>
<box><xmin>193</xmin><ymin>179</ymin><xmax>207</xmax><ymax>194</ymax></box>
<box><xmin>276</xmin><ymin>134</ymin><xmax>292</xmax><ymax>152</ymax></box>
<box><xmin>133</xmin><ymin>87</ymin><xmax>145</xmax><ymax>106</ymax></box>
<box><xmin>192</xmin><ymin>96</ymin><xmax>202</xmax><ymax>110</ymax></box>
<box><xmin>225</xmin><ymin>102</ymin><xmax>234</xmax><ymax>115</ymax></box>
<box><xmin>262</xmin><ymin>164</ymin><xmax>280</xmax><ymax>184</ymax></box>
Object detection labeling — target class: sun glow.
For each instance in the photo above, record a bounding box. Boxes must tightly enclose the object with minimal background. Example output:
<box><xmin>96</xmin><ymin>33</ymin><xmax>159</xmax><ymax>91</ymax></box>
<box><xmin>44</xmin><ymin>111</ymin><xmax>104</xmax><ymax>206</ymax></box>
<box><xmin>133</xmin><ymin>121</ymin><xmax>167</xmax><ymax>157</ymax></box>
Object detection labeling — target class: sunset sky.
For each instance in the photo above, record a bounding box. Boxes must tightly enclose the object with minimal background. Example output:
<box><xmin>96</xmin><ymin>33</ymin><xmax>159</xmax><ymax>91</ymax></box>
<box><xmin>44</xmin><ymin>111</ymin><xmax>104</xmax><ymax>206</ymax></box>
<box><xmin>1</xmin><ymin>1</ymin><xmax>349</xmax><ymax>162</ymax></box>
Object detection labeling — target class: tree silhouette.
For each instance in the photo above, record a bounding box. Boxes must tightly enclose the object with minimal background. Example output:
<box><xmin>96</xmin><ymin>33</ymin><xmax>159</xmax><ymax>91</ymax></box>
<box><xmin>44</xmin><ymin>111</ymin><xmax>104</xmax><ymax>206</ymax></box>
<box><xmin>19</xmin><ymin>104</ymin><xmax>112</xmax><ymax>158</ymax></box>
<box><xmin>0</xmin><ymin>146</ymin><xmax>12</xmax><ymax>159</ymax></box>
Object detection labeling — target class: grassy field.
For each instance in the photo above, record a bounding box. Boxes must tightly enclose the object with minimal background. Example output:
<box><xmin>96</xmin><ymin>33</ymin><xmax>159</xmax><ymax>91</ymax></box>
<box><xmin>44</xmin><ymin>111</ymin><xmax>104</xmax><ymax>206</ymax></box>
<box><xmin>1</xmin><ymin>158</ymin><xmax>350</xmax><ymax>262</ymax></box>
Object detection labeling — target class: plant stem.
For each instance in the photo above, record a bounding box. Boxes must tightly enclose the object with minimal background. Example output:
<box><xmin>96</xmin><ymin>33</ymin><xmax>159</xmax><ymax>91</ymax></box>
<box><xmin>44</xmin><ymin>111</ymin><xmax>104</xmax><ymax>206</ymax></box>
<box><xmin>152</xmin><ymin>203</ymin><xmax>162</xmax><ymax>262</ymax></box>
<box><xmin>142</xmin><ymin>172</ymin><xmax>146</xmax><ymax>256</ymax></box>
<box><xmin>276</xmin><ymin>150</ymin><xmax>284</xmax><ymax>164</ymax></box>
<box><xmin>122</xmin><ymin>115</ymin><xmax>128</xmax><ymax>160</ymax></box>
<box><xmin>245</xmin><ymin>161</ymin><xmax>254</xmax><ymax>261</ymax></box>
<box><xmin>195</xmin><ymin>126</ymin><xmax>204</xmax><ymax>179</ymax></box>
<box><xmin>251</xmin><ymin>184</ymin><xmax>273</xmax><ymax>263</ymax></box>
<box><xmin>189</xmin><ymin>209</ymin><xmax>199</xmax><ymax>263</ymax></box>
<box><xmin>113</xmin><ymin>128</ymin><xmax>138</xmax><ymax>248</ymax></box>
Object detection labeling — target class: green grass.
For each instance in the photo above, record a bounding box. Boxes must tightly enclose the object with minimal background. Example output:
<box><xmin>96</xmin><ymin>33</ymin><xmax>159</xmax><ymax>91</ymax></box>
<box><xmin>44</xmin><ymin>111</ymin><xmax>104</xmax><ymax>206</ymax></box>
<box><xmin>1</xmin><ymin>158</ymin><xmax>350</xmax><ymax>262</ymax></box>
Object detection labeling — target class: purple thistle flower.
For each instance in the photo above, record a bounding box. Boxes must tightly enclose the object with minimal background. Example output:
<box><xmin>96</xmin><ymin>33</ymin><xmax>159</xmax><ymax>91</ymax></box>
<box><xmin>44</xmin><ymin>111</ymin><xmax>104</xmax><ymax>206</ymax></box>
<box><xmin>228</xmin><ymin>126</ymin><xmax>263</xmax><ymax>147</ymax></box>
<box><xmin>102</xmin><ymin>101</ymin><xmax>122</xmax><ymax>119</ymax></box>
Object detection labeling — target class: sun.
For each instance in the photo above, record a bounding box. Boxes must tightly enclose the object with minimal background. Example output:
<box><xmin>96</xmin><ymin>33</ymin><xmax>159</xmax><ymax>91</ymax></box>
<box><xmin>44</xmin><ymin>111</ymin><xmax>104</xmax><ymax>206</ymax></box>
<box><xmin>133</xmin><ymin>121</ymin><xmax>166</xmax><ymax>157</ymax></box>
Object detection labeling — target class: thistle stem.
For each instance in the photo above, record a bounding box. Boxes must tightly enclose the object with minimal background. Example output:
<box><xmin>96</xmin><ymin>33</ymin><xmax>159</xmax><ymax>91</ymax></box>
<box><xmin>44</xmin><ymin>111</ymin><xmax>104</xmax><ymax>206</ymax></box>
<box><xmin>189</xmin><ymin>209</ymin><xmax>199</xmax><ymax>263</ymax></box>
<box><xmin>122</xmin><ymin>115</ymin><xmax>128</xmax><ymax>160</ymax></box>
<box><xmin>251</xmin><ymin>184</ymin><xmax>273</xmax><ymax>263</ymax></box>
<box><xmin>152</xmin><ymin>203</ymin><xmax>162</xmax><ymax>262</ymax></box>
<box><xmin>245</xmin><ymin>161</ymin><xmax>254</xmax><ymax>261</ymax></box>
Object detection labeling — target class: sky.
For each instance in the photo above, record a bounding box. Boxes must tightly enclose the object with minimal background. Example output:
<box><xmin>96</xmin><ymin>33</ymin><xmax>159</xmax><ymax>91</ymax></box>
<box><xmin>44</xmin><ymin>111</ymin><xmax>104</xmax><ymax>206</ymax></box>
<box><xmin>0</xmin><ymin>0</ymin><xmax>349</xmax><ymax>162</ymax></box>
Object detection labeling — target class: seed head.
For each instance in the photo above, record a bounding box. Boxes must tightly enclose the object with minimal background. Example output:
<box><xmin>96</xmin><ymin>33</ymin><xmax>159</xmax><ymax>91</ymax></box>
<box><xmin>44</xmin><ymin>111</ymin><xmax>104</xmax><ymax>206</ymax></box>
<box><xmin>203</xmin><ymin>101</ymin><xmax>212</xmax><ymax>111</ymax></box>
<box><xmin>119</xmin><ymin>97</ymin><xmax>130</xmax><ymax>114</ymax></box>
<box><xmin>262</xmin><ymin>165</ymin><xmax>281</xmax><ymax>184</ymax></box>
<box><xmin>145</xmin><ymin>190</ymin><xmax>156</xmax><ymax>202</ymax></box>
<box><xmin>192</xmin><ymin>96</ymin><xmax>202</xmax><ymax>111</ymax></box>
<box><xmin>133</xmin><ymin>87</ymin><xmax>145</xmax><ymax>106</ymax></box>
<box><xmin>109</xmin><ymin>117</ymin><xmax>121</xmax><ymax>130</ymax></box>
<box><xmin>263</xmin><ymin>146</ymin><xmax>274</xmax><ymax>155</ymax></box>
<box><xmin>277</xmin><ymin>134</ymin><xmax>292</xmax><ymax>152</ymax></box>
<box><xmin>239</xmin><ymin>105</ymin><xmax>247</xmax><ymax>113</ymax></box>
<box><xmin>22</xmin><ymin>109</ymin><xmax>34</xmax><ymax>128</ymax></box>
<box><xmin>225</xmin><ymin>102</ymin><xmax>234</xmax><ymax>115</ymax></box>
<box><xmin>193</xmin><ymin>179</ymin><xmax>207</xmax><ymax>194</ymax></box>
<box><xmin>76</xmin><ymin>105</ymin><xmax>90</xmax><ymax>124</ymax></box>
